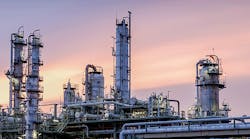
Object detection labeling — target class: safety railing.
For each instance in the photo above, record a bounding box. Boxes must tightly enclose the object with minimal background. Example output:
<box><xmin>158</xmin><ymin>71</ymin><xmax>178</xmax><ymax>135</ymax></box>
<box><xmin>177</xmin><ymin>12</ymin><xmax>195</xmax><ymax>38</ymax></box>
<box><xmin>120</xmin><ymin>116</ymin><xmax>250</xmax><ymax>139</ymax></box>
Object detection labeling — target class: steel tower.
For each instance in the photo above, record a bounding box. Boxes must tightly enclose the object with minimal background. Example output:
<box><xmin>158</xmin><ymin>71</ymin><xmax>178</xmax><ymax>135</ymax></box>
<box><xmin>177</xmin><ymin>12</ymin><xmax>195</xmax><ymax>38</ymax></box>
<box><xmin>6</xmin><ymin>26</ymin><xmax>27</xmax><ymax>114</ymax></box>
<box><xmin>196</xmin><ymin>55</ymin><xmax>225</xmax><ymax>117</ymax></box>
<box><xmin>25</xmin><ymin>30</ymin><xmax>43</xmax><ymax>139</ymax></box>
<box><xmin>115</xmin><ymin>11</ymin><xmax>132</xmax><ymax>104</ymax></box>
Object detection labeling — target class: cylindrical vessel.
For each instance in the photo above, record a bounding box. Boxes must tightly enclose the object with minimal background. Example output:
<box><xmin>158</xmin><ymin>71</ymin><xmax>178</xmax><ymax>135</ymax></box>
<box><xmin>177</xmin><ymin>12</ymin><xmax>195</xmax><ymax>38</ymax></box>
<box><xmin>26</xmin><ymin>32</ymin><xmax>43</xmax><ymax>139</ymax></box>
<box><xmin>88</xmin><ymin>72</ymin><xmax>104</xmax><ymax>101</ymax></box>
<box><xmin>196</xmin><ymin>55</ymin><xmax>225</xmax><ymax>117</ymax></box>
<box><xmin>115</xmin><ymin>19</ymin><xmax>130</xmax><ymax>103</ymax></box>
<box><xmin>63</xmin><ymin>81</ymin><xmax>77</xmax><ymax>106</ymax></box>
<box><xmin>85</xmin><ymin>65</ymin><xmax>104</xmax><ymax>102</ymax></box>
<box><xmin>8</xmin><ymin>30</ymin><xmax>27</xmax><ymax>114</ymax></box>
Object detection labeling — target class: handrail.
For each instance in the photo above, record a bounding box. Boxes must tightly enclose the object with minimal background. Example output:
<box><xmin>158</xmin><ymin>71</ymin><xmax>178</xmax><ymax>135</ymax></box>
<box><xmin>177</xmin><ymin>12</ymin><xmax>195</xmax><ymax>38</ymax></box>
<box><xmin>122</xmin><ymin>116</ymin><xmax>250</xmax><ymax>130</ymax></box>
<box><xmin>120</xmin><ymin>116</ymin><xmax>250</xmax><ymax>139</ymax></box>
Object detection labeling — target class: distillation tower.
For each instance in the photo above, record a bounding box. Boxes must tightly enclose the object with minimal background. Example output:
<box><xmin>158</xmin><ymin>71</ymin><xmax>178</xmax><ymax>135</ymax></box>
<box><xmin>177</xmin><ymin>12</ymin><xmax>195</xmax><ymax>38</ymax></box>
<box><xmin>63</xmin><ymin>81</ymin><xmax>78</xmax><ymax>107</ymax></box>
<box><xmin>195</xmin><ymin>55</ymin><xmax>225</xmax><ymax>117</ymax></box>
<box><xmin>0</xmin><ymin>12</ymin><xmax>244</xmax><ymax>139</ymax></box>
<box><xmin>6</xmin><ymin>27</ymin><xmax>27</xmax><ymax>114</ymax></box>
<box><xmin>84</xmin><ymin>64</ymin><xmax>104</xmax><ymax>102</ymax></box>
<box><xmin>114</xmin><ymin>11</ymin><xmax>131</xmax><ymax>104</ymax></box>
<box><xmin>25</xmin><ymin>30</ymin><xmax>43</xmax><ymax>139</ymax></box>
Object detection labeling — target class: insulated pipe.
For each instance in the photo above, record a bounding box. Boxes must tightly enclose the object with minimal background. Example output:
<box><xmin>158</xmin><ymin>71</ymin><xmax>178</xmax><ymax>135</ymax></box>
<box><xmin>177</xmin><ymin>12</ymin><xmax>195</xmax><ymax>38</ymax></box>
<box><xmin>128</xmin><ymin>11</ymin><xmax>132</xmax><ymax>100</ymax></box>
<box><xmin>85</xmin><ymin>64</ymin><xmax>97</xmax><ymax>101</ymax></box>
<box><xmin>67</xmin><ymin>101</ymin><xmax>132</xmax><ymax>108</ymax></box>
<box><xmin>8</xmin><ymin>33</ymin><xmax>16</xmax><ymax>114</ymax></box>
<box><xmin>168</xmin><ymin>99</ymin><xmax>180</xmax><ymax>116</ymax></box>
<box><xmin>120</xmin><ymin>123</ymin><xmax>250</xmax><ymax>139</ymax></box>
<box><xmin>196</xmin><ymin>61</ymin><xmax>200</xmax><ymax>106</ymax></box>
<box><xmin>27</xmin><ymin>34</ymin><xmax>34</xmax><ymax>75</ymax></box>
<box><xmin>8</xmin><ymin>77</ymin><xmax>12</xmax><ymax>115</ymax></box>
<box><xmin>84</xmin><ymin>114</ymin><xmax>101</xmax><ymax>119</ymax></box>
<box><xmin>10</xmin><ymin>33</ymin><xmax>15</xmax><ymax>72</ymax></box>
<box><xmin>196</xmin><ymin>60</ymin><xmax>203</xmax><ymax>106</ymax></box>
<box><xmin>121</xmin><ymin>116</ymin><xmax>250</xmax><ymax>130</ymax></box>
<box><xmin>120</xmin><ymin>117</ymin><xmax>250</xmax><ymax>138</ymax></box>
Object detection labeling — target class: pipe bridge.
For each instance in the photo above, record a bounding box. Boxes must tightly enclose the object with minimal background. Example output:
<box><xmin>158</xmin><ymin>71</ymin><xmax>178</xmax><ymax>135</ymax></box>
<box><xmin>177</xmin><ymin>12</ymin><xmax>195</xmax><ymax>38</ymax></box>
<box><xmin>120</xmin><ymin>116</ymin><xmax>250</xmax><ymax>139</ymax></box>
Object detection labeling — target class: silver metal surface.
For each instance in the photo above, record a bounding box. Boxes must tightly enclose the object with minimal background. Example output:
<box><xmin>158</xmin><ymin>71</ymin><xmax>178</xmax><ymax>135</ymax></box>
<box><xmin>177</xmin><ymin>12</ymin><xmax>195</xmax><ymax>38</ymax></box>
<box><xmin>6</xmin><ymin>26</ymin><xmax>27</xmax><ymax>114</ymax></box>
<box><xmin>115</xmin><ymin>12</ymin><xmax>131</xmax><ymax>103</ymax></box>
<box><xmin>85</xmin><ymin>65</ymin><xmax>104</xmax><ymax>102</ymax></box>
<box><xmin>120</xmin><ymin>116</ymin><xmax>250</xmax><ymax>139</ymax></box>
<box><xmin>25</xmin><ymin>30</ymin><xmax>43</xmax><ymax>139</ymax></box>
<box><xmin>195</xmin><ymin>55</ymin><xmax>225</xmax><ymax>117</ymax></box>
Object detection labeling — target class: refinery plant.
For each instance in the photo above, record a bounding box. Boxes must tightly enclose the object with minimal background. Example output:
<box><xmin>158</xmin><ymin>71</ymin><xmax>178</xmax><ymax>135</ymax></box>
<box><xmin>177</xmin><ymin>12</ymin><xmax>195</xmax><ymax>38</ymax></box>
<box><xmin>0</xmin><ymin>12</ymin><xmax>250</xmax><ymax>139</ymax></box>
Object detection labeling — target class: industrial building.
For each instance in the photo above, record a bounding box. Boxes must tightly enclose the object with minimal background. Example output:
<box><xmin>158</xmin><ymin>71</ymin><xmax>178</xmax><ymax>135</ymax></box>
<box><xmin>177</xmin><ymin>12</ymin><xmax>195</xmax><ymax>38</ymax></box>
<box><xmin>0</xmin><ymin>12</ymin><xmax>250</xmax><ymax>139</ymax></box>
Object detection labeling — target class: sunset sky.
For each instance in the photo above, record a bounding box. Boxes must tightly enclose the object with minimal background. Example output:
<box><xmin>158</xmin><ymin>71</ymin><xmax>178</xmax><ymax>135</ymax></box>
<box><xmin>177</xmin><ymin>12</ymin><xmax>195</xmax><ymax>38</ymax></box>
<box><xmin>0</xmin><ymin>0</ymin><xmax>250</xmax><ymax>116</ymax></box>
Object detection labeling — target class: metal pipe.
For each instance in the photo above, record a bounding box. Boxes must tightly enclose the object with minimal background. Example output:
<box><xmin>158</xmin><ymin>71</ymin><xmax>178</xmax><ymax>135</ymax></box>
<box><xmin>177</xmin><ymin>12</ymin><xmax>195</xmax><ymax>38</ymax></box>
<box><xmin>122</xmin><ymin>116</ymin><xmax>250</xmax><ymax>130</ymax></box>
<box><xmin>10</xmin><ymin>34</ymin><xmax>15</xmax><ymax>73</ymax></box>
<box><xmin>54</xmin><ymin>104</ymin><xmax>57</xmax><ymax>120</ymax></box>
<box><xmin>89</xmin><ymin>129</ymin><xmax>115</xmax><ymax>134</ymax></box>
<box><xmin>84</xmin><ymin>114</ymin><xmax>101</xmax><ymax>119</ymax></box>
<box><xmin>196</xmin><ymin>61</ymin><xmax>200</xmax><ymax>106</ymax></box>
<box><xmin>120</xmin><ymin>116</ymin><xmax>250</xmax><ymax>139</ymax></box>
<box><xmin>128</xmin><ymin>11</ymin><xmax>132</xmax><ymax>100</ymax></box>
<box><xmin>168</xmin><ymin>99</ymin><xmax>180</xmax><ymax>116</ymax></box>
<box><xmin>8</xmin><ymin>33</ymin><xmax>16</xmax><ymax>114</ymax></box>
<box><xmin>67</xmin><ymin>101</ymin><xmax>132</xmax><ymax>108</ymax></box>
<box><xmin>27</xmin><ymin>34</ymin><xmax>34</xmax><ymax>75</ymax></box>
<box><xmin>7</xmin><ymin>76</ymin><xmax>12</xmax><ymax>115</ymax></box>
<box><xmin>39</xmin><ymin>103</ymin><xmax>58</xmax><ymax>106</ymax></box>
<box><xmin>120</xmin><ymin>123</ymin><xmax>250</xmax><ymax>139</ymax></box>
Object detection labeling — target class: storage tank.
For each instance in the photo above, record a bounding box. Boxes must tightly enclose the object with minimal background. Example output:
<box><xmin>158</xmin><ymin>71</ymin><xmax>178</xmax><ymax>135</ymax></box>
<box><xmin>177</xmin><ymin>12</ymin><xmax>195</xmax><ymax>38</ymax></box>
<box><xmin>85</xmin><ymin>65</ymin><xmax>104</xmax><ymax>102</ymax></box>
<box><xmin>196</xmin><ymin>55</ymin><xmax>225</xmax><ymax>117</ymax></box>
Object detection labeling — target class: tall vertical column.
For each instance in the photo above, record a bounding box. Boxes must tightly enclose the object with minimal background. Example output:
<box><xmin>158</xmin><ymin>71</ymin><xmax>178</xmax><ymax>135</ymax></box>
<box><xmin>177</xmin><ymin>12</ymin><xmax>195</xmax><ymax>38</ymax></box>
<box><xmin>196</xmin><ymin>55</ymin><xmax>225</xmax><ymax>117</ymax></box>
<box><xmin>115</xmin><ymin>12</ymin><xmax>131</xmax><ymax>104</ymax></box>
<box><xmin>25</xmin><ymin>30</ymin><xmax>43</xmax><ymax>139</ymax></box>
<box><xmin>63</xmin><ymin>81</ymin><xmax>76</xmax><ymax>107</ymax></box>
<box><xmin>6</xmin><ymin>27</ymin><xmax>27</xmax><ymax>114</ymax></box>
<box><xmin>85</xmin><ymin>65</ymin><xmax>104</xmax><ymax>102</ymax></box>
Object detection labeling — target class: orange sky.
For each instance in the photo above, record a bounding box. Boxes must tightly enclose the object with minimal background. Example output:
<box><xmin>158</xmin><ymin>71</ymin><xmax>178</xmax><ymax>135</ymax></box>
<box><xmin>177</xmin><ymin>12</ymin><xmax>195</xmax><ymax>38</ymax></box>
<box><xmin>0</xmin><ymin>0</ymin><xmax>250</xmax><ymax>116</ymax></box>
